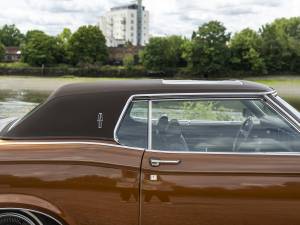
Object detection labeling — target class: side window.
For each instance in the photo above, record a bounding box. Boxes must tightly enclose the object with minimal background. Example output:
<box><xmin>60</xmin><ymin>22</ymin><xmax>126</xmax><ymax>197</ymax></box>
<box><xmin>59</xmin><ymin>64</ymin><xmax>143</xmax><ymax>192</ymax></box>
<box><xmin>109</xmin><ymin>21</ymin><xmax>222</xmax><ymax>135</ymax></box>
<box><xmin>151</xmin><ymin>99</ymin><xmax>300</xmax><ymax>153</ymax></box>
<box><xmin>117</xmin><ymin>101</ymin><xmax>148</xmax><ymax>148</ymax></box>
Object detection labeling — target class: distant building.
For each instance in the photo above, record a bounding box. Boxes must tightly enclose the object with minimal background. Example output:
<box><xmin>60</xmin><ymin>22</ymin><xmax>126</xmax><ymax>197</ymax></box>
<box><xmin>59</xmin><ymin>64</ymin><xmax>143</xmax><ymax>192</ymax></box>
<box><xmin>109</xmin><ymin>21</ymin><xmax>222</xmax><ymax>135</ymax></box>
<box><xmin>108</xmin><ymin>46</ymin><xmax>143</xmax><ymax>65</ymax></box>
<box><xmin>4</xmin><ymin>47</ymin><xmax>21</xmax><ymax>62</ymax></box>
<box><xmin>99</xmin><ymin>2</ymin><xmax>150</xmax><ymax>47</ymax></box>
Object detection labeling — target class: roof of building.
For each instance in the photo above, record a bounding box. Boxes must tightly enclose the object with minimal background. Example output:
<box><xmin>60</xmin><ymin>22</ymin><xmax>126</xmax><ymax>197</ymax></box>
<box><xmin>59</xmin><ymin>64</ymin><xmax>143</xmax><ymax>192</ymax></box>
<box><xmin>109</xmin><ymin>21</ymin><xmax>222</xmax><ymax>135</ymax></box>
<box><xmin>2</xmin><ymin>80</ymin><xmax>274</xmax><ymax>141</ymax></box>
<box><xmin>5</xmin><ymin>47</ymin><xmax>21</xmax><ymax>55</ymax></box>
<box><xmin>111</xmin><ymin>4</ymin><xmax>145</xmax><ymax>11</ymax></box>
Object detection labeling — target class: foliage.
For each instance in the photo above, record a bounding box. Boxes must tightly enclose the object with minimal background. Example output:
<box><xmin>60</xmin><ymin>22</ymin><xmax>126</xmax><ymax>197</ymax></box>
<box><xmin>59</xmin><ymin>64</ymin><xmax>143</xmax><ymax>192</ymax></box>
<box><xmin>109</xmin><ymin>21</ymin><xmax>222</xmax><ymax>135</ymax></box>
<box><xmin>22</xmin><ymin>30</ymin><xmax>64</xmax><ymax>66</ymax></box>
<box><xmin>0</xmin><ymin>62</ymin><xmax>30</xmax><ymax>68</ymax></box>
<box><xmin>141</xmin><ymin>35</ymin><xmax>186</xmax><ymax>70</ymax></box>
<box><xmin>123</xmin><ymin>54</ymin><xmax>135</xmax><ymax>70</ymax></box>
<box><xmin>0</xmin><ymin>42</ymin><xmax>5</xmax><ymax>61</ymax></box>
<box><xmin>183</xmin><ymin>21</ymin><xmax>231</xmax><ymax>76</ymax></box>
<box><xmin>68</xmin><ymin>25</ymin><xmax>108</xmax><ymax>66</ymax></box>
<box><xmin>260</xmin><ymin>17</ymin><xmax>300</xmax><ymax>73</ymax></box>
<box><xmin>0</xmin><ymin>24</ymin><xmax>25</xmax><ymax>47</ymax></box>
<box><xmin>230</xmin><ymin>28</ymin><xmax>266</xmax><ymax>73</ymax></box>
<box><xmin>57</xmin><ymin>28</ymin><xmax>72</xmax><ymax>64</ymax></box>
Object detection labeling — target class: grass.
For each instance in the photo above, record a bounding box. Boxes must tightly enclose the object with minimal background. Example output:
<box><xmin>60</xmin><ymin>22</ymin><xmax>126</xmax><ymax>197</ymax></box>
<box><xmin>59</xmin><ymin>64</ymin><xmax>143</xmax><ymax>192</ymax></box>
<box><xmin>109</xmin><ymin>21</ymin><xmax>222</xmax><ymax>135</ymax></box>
<box><xmin>0</xmin><ymin>62</ymin><xmax>30</xmax><ymax>68</ymax></box>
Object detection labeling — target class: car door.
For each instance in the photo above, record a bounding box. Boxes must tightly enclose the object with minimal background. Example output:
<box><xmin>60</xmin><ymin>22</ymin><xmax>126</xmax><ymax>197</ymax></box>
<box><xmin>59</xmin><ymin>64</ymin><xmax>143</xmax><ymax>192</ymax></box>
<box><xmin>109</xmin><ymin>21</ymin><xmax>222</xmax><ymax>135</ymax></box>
<box><xmin>141</xmin><ymin>97</ymin><xmax>300</xmax><ymax>225</ymax></box>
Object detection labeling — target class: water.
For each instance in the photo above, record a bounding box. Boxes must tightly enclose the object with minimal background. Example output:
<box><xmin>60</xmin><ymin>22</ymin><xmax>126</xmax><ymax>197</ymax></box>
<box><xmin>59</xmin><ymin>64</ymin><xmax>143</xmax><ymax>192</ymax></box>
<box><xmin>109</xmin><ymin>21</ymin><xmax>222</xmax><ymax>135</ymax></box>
<box><xmin>0</xmin><ymin>90</ymin><xmax>50</xmax><ymax>119</ymax></box>
<box><xmin>0</xmin><ymin>90</ymin><xmax>299</xmax><ymax>119</ymax></box>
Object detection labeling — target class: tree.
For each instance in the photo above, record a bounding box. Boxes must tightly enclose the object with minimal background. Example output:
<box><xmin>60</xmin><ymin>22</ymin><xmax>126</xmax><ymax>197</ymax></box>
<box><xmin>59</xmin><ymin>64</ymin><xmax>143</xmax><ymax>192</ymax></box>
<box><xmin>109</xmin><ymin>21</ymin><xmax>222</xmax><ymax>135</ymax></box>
<box><xmin>230</xmin><ymin>28</ymin><xmax>266</xmax><ymax>73</ymax></box>
<box><xmin>0</xmin><ymin>42</ymin><xmax>5</xmax><ymax>61</ymax></box>
<box><xmin>68</xmin><ymin>25</ymin><xmax>108</xmax><ymax>66</ymax></box>
<box><xmin>58</xmin><ymin>28</ymin><xmax>72</xmax><ymax>44</ymax></box>
<box><xmin>183</xmin><ymin>21</ymin><xmax>231</xmax><ymax>76</ymax></box>
<box><xmin>141</xmin><ymin>35</ymin><xmax>186</xmax><ymax>70</ymax></box>
<box><xmin>0</xmin><ymin>24</ymin><xmax>24</xmax><ymax>46</ymax></box>
<box><xmin>57</xmin><ymin>28</ymin><xmax>72</xmax><ymax>64</ymax></box>
<box><xmin>260</xmin><ymin>17</ymin><xmax>300</xmax><ymax>73</ymax></box>
<box><xmin>22</xmin><ymin>30</ymin><xmax>64</xmax><ymax>66</ymax></box>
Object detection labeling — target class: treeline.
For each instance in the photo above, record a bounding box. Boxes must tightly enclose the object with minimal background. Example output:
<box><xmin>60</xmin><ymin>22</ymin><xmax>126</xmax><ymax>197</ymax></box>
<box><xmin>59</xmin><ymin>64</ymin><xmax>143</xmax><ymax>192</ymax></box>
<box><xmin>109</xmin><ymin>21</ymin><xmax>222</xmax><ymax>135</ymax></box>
<box><xmin>141</xmin><ymin>17</ymin><xmax>300</xmax><ymax>76</ymax></box>
<box><xmin>0</xmin><ymin>17</ymin><xmax>299</xmax><ymax>77</ymax></box>
<box><xmin>0</xmin><ymin>25</ymin><xmax>108</xmax><ymax>67</ymax></box>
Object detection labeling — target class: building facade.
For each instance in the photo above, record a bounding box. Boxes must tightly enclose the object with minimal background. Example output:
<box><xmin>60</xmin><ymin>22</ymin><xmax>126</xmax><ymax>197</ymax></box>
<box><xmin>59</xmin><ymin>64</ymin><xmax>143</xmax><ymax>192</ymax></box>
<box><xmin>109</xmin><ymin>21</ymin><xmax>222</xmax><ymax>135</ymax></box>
<box><xmin>99</xmin><ymin>4</ymin><xmax>149</xmax><ymax>47</ymax></box>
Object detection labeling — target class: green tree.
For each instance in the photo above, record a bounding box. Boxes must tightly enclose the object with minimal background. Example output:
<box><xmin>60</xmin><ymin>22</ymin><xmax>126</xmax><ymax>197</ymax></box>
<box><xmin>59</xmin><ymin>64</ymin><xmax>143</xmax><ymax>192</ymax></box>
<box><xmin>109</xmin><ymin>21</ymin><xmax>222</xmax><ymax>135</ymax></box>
<box><xmin>230</xmin><ymin>28</ymin><xmax>266</xmax><ymax>73</ymax></box>
<box><xmin>22</xmin><ymin>30</ymin><xmax>64</xmax><ymax>66</ymax></box>
<box><xmin>68</xmin><ymin>25</ymin><xmax>108</xmax><ymax>66</ymax></box>
<box><xmin>183</xmin><ymin>21</ymin><xmax>231</xmax><ymax>76</ymax></box>
<box><xmin>57</xmin><ymin>28</ymin><xmax>72</xmax><ymax>64</ymax></box>
<box><xmin>260</xmin><ymin>17</ymin><xmax>300</xmax><ymax>73</ymax></box>
<box><xmin>141</xmin><ymin>35</ymin><xmax>186</xmax><ymax>70</ymax></box>
<box><xmin>0</xmin><ymin>42</ymin><xmax>5</xmax><ymax>61</ymax></box>
<box><xmin>0</xmin><ymin>24</ymin><xmax>25</xmax><ymax>46</ymax></box>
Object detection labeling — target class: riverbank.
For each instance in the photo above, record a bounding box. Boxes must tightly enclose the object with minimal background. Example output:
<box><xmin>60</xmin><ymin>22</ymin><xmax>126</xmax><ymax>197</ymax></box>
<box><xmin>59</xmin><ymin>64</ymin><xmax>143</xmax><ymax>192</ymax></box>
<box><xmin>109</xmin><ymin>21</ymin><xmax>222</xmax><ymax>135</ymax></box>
<box><xmin>0</xmin><ymin>75</ymin><xmax>299</xmax><ymax>96</ymax></box>
<box><xmin>0</xmin><ymin>75</ymin><xmax>299</xmax><ymax>118</ymax></box>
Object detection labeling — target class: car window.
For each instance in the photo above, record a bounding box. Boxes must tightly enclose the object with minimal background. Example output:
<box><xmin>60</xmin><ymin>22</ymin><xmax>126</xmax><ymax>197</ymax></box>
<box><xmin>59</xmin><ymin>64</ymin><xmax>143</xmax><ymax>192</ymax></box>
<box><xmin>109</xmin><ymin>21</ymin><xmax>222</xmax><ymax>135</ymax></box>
<box><xmin>151</xmin><ymin>99</ymin><xmax>300</xmax><ymax>153</ymax></box>
<box><xmin>276</xmin><ymin>96</ymin><xmax>300</xmax><ymax>118</ymax></box>
<box><xmin>117</xmin><ymin>101</ymin><xmax>148</xmax><ymax>148</ymax></box>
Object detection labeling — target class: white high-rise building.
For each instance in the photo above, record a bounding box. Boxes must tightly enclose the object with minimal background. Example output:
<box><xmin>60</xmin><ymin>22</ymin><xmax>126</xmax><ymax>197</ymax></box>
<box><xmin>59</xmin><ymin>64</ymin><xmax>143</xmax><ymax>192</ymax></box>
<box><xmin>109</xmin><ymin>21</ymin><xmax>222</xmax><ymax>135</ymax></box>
<box><xmin>99</xmin><ymin>3</ymin><xmax>150</xmax><ymax>47</ymax></box>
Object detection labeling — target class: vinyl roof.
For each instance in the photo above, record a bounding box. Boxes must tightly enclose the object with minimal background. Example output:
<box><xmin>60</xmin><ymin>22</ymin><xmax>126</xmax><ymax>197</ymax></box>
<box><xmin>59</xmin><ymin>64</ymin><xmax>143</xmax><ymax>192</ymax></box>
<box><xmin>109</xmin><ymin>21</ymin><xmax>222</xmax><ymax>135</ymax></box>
<box><xmin>49</xmin><ymin>79</ymin><xmax>273</xmax><ymax>100</ymax></box>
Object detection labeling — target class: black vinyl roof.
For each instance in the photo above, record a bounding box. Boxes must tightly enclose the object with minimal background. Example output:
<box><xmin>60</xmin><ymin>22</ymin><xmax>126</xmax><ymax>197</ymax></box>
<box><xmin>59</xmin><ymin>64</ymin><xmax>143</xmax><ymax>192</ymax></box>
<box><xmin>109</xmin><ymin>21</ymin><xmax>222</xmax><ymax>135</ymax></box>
<box><xmin>2</xmin><ymin>80</ymin><xmax>273</xmax><ymax>141</ymax></box>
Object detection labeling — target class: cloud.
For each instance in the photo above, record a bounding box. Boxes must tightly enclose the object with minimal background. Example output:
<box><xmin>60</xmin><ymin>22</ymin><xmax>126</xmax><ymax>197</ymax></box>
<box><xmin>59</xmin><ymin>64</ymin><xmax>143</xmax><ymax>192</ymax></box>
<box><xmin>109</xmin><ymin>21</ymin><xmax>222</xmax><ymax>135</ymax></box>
<box><xmin>0</xmin><ymin>0</ymin><xmax>298</xmax><ymax>37</ymax></box>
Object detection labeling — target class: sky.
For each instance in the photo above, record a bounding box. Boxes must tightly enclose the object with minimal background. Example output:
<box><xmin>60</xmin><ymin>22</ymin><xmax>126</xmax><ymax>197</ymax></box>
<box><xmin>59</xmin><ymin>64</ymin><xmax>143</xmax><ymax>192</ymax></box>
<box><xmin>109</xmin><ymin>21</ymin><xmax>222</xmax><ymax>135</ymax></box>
<box><xmin>0</xmin><ymin>0</ymin><xmax>299</xmax><ymax>37</ymax></box>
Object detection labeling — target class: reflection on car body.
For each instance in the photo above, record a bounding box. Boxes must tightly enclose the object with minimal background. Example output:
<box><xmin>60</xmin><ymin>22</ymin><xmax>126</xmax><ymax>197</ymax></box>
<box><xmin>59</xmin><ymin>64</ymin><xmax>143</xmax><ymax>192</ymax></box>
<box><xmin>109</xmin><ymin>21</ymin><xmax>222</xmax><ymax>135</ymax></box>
<box><xmin>0</xmin><ymin>80</ymin><xmax>299</xmax><ymax>225</ymax></box>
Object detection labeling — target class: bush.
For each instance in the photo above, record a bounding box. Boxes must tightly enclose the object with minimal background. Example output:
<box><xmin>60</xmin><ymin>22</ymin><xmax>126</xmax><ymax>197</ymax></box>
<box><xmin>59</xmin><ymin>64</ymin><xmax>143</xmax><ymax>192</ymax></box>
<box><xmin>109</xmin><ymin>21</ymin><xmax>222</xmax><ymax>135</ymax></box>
<box><xmin>123</xmin><ymin>54</ymin><xmax>135</xmax><ymax>70</ymax></box>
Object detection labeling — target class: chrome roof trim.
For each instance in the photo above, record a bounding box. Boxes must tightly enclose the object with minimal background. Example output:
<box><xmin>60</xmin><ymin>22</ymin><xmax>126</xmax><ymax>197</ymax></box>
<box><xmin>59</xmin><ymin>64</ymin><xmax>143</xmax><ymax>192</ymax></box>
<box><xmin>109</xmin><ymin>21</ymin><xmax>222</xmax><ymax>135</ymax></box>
<box><xmin>162</xmin><ymin>80</ymin><xmax>244</xmax><ymax>85</ymax></box>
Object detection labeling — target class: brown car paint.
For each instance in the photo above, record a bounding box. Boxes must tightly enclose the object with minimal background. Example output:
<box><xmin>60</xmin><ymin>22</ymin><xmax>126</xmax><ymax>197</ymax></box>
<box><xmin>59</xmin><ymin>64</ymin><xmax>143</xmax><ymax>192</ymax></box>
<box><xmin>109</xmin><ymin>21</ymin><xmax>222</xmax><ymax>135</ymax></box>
<box><xmin>0</xmin><ymin>80</ymin><xmax>298</xmax><ymax>225</ymax></box>
<box><xmin>141</xmin><ymin>151</ymin><xmax>300</xmax><ymax>225</ymax></box>
<box><xmin>0</xmin><ymin>140</ymin><xmax>144</xmax><ymax>225</ymax></box>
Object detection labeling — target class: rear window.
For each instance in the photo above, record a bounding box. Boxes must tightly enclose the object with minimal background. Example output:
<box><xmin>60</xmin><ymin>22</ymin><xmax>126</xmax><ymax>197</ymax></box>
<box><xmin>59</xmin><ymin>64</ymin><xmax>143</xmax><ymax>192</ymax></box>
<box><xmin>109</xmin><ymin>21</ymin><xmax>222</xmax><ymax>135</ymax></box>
<box><xmin>116</xmin><ymin>101</ymin><xmax>148</xmax><ymax>149</ymax></box>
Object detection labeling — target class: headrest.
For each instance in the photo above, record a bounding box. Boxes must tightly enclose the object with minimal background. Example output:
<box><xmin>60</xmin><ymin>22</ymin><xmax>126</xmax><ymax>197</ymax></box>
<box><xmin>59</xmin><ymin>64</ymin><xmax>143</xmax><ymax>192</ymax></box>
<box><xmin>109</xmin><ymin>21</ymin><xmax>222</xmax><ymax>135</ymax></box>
<box><xmin>157</xmin><ymin>116</ymin><xmax>169</xmax><ymax>133</ymax></box>
<box><xmin>167</xmin><ymin>119</ymin><xmax>182</xmax><ymax>135</ymax></box>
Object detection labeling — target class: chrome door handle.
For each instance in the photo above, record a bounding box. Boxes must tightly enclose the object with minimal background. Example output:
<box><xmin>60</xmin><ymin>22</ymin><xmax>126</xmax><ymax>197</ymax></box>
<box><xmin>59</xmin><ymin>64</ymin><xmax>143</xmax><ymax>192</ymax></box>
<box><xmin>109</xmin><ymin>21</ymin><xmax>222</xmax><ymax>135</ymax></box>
<box><xmin>149</xmin><ymin>158</ymin><xmax>181</xmax><ymax>167</ymax></box>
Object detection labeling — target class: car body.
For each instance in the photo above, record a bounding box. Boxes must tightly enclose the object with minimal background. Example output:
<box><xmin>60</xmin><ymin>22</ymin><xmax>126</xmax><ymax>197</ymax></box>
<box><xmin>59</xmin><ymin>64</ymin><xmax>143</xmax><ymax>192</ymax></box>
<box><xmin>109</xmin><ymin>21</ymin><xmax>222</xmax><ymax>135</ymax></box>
<box><xmin>0</xmin><ymin>79</ymin><xmax>300</xmax><ymax>225</ymax></box>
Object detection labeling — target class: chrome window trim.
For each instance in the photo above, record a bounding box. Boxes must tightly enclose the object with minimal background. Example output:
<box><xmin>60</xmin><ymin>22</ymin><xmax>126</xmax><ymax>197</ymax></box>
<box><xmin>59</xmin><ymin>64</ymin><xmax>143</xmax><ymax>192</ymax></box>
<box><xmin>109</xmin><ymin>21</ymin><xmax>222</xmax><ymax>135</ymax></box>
<box><xmin>148</xmin><ymin>100</ymin><xmax>152</xmax><ymax>150</ymax></box>
<box><xmin>113</xmin><ymin>90</ymin><xmax>277</xmax><ymax>145</ymax></box>
<box><xmin>113</xmin><ymin>90</ymin><xmax>300</xmax><ymax>155</ymax></box>
<box><xmin>265</xmin><ymin>95</ymin><xmax>300</xmax><ymax>131</ymax></box>
<box><xmin>270</xmin><ymin>93</ymin><xmax>300</xmax><ymax>123</ymax></box>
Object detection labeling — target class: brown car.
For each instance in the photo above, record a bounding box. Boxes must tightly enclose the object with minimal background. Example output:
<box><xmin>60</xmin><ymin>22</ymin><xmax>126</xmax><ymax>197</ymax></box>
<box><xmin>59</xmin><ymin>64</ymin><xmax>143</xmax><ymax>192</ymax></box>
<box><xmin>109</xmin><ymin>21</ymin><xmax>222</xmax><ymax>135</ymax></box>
<box><xmin>0</xmin><ymin>79</ymin><xmax>300</xmax><ymax>225</ymax></box>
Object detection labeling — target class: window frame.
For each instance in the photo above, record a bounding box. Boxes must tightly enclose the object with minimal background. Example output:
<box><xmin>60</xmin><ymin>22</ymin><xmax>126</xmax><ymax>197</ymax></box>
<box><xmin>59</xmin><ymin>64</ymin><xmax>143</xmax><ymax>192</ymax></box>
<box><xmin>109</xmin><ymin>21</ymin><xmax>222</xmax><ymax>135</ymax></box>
<box><xmin>114</xmin><ymin>92</ymin><xmax>300</xmax><ymax>155</ymax></box>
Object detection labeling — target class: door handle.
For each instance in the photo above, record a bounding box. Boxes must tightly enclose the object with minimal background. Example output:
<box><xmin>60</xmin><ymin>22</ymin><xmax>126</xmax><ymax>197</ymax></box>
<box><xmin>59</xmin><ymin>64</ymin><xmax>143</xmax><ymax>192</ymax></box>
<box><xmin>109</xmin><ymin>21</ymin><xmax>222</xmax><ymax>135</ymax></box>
<box><xmin>149</xmin><ymin>158</ymin><xmax>181</xmax><ymax>167</ymax></box>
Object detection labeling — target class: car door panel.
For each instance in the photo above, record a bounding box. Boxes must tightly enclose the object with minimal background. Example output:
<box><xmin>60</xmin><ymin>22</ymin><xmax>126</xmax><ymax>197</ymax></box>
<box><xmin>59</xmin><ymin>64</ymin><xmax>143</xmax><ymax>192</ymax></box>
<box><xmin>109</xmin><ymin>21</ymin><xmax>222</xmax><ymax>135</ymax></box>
<box><xmin>141</xmin><ymin>151</ymin><xmax>300</xmax><ymax>225</ymax></box>
<box><xmin>0</xmin><ymin>141</ymin><xmax>143</xmax><ymax>225</ymax></box>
